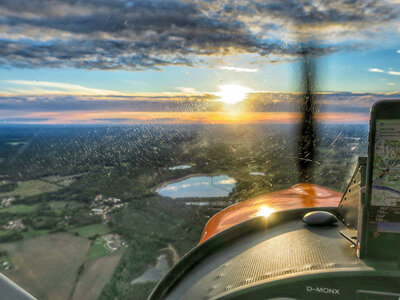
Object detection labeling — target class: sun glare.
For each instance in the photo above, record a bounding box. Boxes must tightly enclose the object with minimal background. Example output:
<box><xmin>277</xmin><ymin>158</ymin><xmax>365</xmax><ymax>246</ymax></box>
<box><xmin>257</xmin><ymin>206</ymin><xmax>275</xmax><ymax>218</ymax></box>
<box><xmin>215</xmin><ymin>84</ymin><xmax>253</xmax><ymax>104</ymax></box>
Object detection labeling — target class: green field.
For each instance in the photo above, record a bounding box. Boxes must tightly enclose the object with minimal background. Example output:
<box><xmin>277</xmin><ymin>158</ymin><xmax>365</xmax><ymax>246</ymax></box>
<box><xmin>2</xmin><ymin>233</ymin><xmax>91</xmax><ymax>300</ymax></box>
<box><xmin>41</xmin><ymin>175</ymin><xmax>79</xmax><ymax>187</ymax></box>
<box><xmin>72</xmin><ymin>252</ymin><xmax>124</xmax><ymax>300</ymax></box>
<box><xmin>69</xmin><ymin>223</ymin><xmax>109</xmax><ymax>239</ymax></box>
<box><xmin>1</xmin><ymin>231</ymin><xmax>122</xmax><ymax>299</ymax></box>
<box><xmin>0</xmin><ymin>231</ymin><xmax>9</xmax><ymax>237</ymax></box>
<box><xmin>0</xmin><ymin>228</ymin><xmax>51</xmax><ymax>241</ymax></box>
<box><xmin>0</xmin><ymin>180</ymin><xmax>60</xmax><ymax>197</ymax></box>
<box><xmin>58</xmin><ymin>179</ymin><xmax>76</xmax><ymax>186</ymax></box>
<box><xmin>0</xmin><ymin>204</ymin><xmax>38</xmax><ymax>214</ymax></box>
<box><xmin>22</xmin><ymin>229</ymin><xmax>50</xmax><ymax>239</ymax></box>
<box><xmin>47</xmin><ymin>201</ymin><xmax>68</xmax><ymax>210</ymax></box>
<box><xmin>87</xmin><ymin>238</ymin><xmax>112</xmax><ymax>260</ymax></box>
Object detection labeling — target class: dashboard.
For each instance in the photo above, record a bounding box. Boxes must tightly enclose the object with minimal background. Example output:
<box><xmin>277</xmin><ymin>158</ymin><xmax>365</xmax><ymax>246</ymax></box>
<box><xmin>150</xmin><ymin>208</ymin><xmax>400</xmax><ymax>300</ymax></box>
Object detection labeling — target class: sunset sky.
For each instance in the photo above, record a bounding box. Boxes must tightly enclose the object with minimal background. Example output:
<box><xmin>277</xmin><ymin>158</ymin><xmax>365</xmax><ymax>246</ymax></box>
<box><xmin>0</xmin><ymin>0</ymin><xmax>400</xmax><ymax>124</ymax></box>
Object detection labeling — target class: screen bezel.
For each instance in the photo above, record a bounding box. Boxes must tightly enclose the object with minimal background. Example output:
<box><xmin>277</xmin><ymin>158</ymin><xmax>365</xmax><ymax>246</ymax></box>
<box><xmin>364</xmin><ymin>99</ymin><xmax>400</xmax><ymax>260</ymax></box>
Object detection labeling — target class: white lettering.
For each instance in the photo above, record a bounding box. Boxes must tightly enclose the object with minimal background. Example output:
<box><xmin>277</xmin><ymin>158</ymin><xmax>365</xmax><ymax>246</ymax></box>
<box><xmin>306</xmin><ymin>286</ymin><xmax>340</xmax><ymax>295</ymax></box>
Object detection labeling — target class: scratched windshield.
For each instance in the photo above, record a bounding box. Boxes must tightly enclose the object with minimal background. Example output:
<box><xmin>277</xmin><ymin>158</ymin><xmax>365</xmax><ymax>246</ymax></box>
<box><xmin>0</xmin><ymin>0</ymin><xmax>399</xmax><ymax>299</ymax></box>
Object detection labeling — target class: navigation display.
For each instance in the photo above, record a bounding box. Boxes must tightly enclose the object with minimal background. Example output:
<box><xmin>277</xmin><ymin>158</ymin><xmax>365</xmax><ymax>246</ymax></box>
<box><xmin>370</xmin><ymin>119</ymin><xmax>400</xmax><ymax>232</ymax></box>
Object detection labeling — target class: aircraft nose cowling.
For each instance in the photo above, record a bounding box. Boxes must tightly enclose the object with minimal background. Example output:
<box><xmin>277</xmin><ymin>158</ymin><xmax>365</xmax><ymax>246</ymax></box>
<box><xmin>199</xmin><ymin>183</ymin><xmax>342</xmax><ymax>243</ymax></box>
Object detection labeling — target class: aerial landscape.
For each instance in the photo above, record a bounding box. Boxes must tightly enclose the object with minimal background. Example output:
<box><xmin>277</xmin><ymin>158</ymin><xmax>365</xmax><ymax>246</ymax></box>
<box><xmin>0</xmin><ymin>0</ymin><xmax>399</xmax><ymax>299</ymax></box>
<box><xmin>0</xmin><ymin>123</ymin><xmax>368</xmax><ymax>299</ymax></box>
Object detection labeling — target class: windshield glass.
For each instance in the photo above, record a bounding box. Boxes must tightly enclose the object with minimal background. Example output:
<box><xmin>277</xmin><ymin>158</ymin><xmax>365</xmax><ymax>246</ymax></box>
<box><xmin>0</xmin><ymin>0</ymin><xmax>399</xmax><ymax>299</ymax></box>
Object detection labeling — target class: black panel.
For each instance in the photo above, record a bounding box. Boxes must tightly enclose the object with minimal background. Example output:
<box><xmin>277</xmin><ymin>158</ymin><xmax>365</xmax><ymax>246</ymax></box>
<box><xmin>338</xmin><ymin>156</ymin><xmax>367</xmax><ymax>230</ymax></box>
<box><xmin>0</xmin><ymin>273</ymin><xmax>36</xmax><ymax>300</ymax></box>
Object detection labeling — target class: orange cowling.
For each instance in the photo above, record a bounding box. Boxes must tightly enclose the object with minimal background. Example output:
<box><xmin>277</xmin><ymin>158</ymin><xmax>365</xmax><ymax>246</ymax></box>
<box><xmin>199</xmin><ymin>183</ymin><xmax>343</xmax><ymax>244</ymax></box>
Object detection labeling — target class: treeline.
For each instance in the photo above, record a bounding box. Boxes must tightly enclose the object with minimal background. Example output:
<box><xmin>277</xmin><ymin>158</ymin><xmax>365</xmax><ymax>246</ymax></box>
<box><xmin>0</xmin><ymin>182</ymin><xmax>17</xmax><ymax>193</ymax></box>
<box><xmin>0</xmin><ymin>125</ymin><xmax>199</xmax><ymax>181</ymax></box>
<box><xmin>0</xmin><ymin>232</ymin><xmax>23</xmax><ymax>243</ymax></box>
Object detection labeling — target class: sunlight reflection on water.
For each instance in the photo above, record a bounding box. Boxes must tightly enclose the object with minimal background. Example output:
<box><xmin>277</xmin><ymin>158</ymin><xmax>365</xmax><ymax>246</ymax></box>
<box><xmin>157</xmin><ymin>175</ymin><xmax>236</xmax><ymax>198</ymax></box>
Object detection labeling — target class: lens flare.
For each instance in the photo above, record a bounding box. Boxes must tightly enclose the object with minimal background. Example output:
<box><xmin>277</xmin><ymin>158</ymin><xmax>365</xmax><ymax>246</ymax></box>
<box><xmin>215</xmin><ymin>84</ymin><xmax>253</xmax><ymax>104</ymax></box>
<box><xmin>257</xmin><ymin>205</ymin><xmax>275</xmax><ymax>218</ymax></box>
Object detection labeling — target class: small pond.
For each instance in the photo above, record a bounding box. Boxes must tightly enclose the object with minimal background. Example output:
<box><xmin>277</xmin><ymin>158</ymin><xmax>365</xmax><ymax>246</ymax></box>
<box><xmin>249</xmin><ymin>172</ymin><xmax>266</xmax><ymax>176</ymax></box>
<box><xmin>131</xmin><ymin>254</ymin><xmax>169</xmax><ymax>285</ymax></box>
<box><xmin>168</xmin><ymin>165</ymin><xmax>192</xmax><ymax>170</ymax></box>
<box><xmin>157</xmin><ymin>175</ymin><xmax>236</xmax><ymax>198</ymax></box>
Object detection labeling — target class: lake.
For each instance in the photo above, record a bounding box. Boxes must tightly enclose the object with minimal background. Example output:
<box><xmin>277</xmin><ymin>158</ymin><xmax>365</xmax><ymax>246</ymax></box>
<box><xmin>157</xmin><ymin>175</ymin><xmax>236</xmax><ymax>198</ymax></box>
<box><xmin>168</xmin><ymin>165</ymin><xmax>192</xmax><ymax>170</ymax></box>
<box><xmin>131</xmin><ymin>254</ymin><xmax>169</xmax><ymax>285</ymax></box>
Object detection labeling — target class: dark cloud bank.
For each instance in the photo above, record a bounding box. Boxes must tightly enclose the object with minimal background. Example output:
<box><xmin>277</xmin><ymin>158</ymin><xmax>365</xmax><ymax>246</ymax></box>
<box><xmin>0</xmin><ymin>0</ymin><xmax>398</xmax><ymax>70</ymax></box>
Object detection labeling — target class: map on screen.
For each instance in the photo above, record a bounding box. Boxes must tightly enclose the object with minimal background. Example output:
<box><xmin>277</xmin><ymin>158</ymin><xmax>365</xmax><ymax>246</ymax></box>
<box><xmin>371</xmin><ymin>119</ymin><xmax>400</xmax><ymax>232</ymax></box>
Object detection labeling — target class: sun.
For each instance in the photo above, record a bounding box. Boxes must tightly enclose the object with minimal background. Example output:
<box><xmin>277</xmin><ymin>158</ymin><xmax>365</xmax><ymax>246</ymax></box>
<box><xmin>215</xmin><ymin>84</ymin><xmax>253</xmax><ymax>104</ymax></box>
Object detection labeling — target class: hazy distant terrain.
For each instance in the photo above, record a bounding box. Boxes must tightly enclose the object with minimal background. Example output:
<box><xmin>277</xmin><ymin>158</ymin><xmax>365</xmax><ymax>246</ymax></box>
<box><xmin>0</xmin><ymin>124</ymin><xmax>368</xmax><ymax>299</ymax></box>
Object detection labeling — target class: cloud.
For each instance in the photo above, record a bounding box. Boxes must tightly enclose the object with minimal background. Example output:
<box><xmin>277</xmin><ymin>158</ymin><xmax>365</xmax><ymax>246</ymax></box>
<box><xmin>92</xmin><ymin>118</ymin><xmax>138</xmax><ymax>123</ymax></box>
<box><xmin>175</xmin><ymin>87</ymin><xmax>199</xmax><ymax>94</ymax></box>
<box><xmin>369</xmin><ymin>68</ymin><xmax>385</xmax><ymax>73</ymax></box>
<box><xmin>218</xmin><ymin>66</ymin><xmax>258</xmax><ymax>72</ymax></box>
<box><xmin>0</xmin><ymin>117</ymin><xmax>50</xmax><ymax>123</ymax></box>
<box><xmin>397</xmin><ymin>50</ymin><xmax>400</xmax><ymax>53</ymax></box>
<box><xmin>2</xmin><ymin>91</ymin><xmax>400</xmax><ymax>124</ymax></box>
<box><xmin>0</xmin><ymin>94</ymin><xmax>222</xmax><ymax>112</ymax></box>
<box><xmin>0</xmin><ymin>111</ymin><xmax>370</xmax><ymax>125</ymax></box>
<box><xmin>3</xmin><ymin>80</ymin><xmax>123</xmax><ymax>95</ymax></box>
<box><xmin>0</xmin><ymin>0</ymin><xmax>398</xmax><ymax>70</ymax></box>
<box><xmin>1</xmin><ymin>92</ymin><xmax>400</xmax><ymax>116</ymax></box>
<box><xmin>368</xmin><ymin>68</ymin><xmax>400</xmax><ymax>76</ymax></box>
